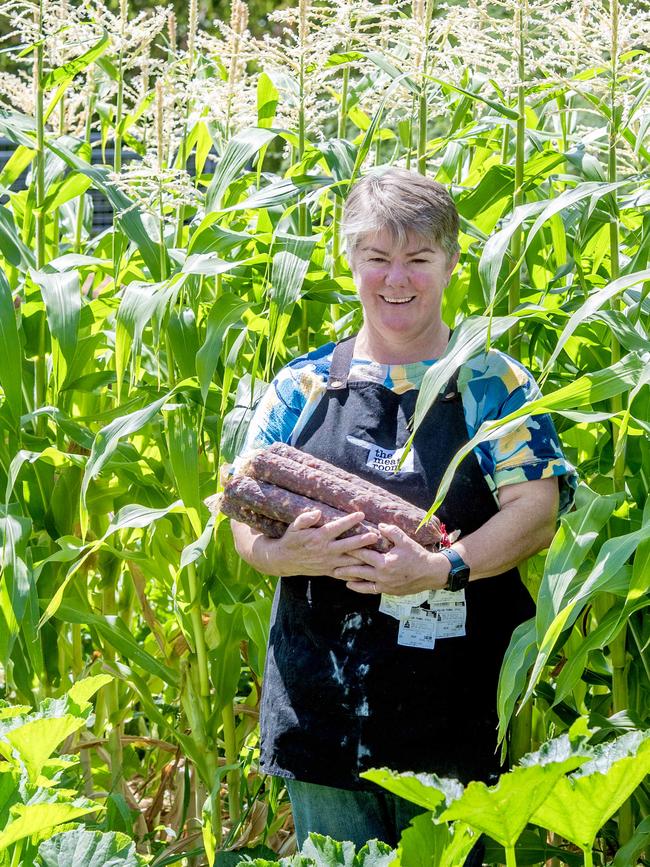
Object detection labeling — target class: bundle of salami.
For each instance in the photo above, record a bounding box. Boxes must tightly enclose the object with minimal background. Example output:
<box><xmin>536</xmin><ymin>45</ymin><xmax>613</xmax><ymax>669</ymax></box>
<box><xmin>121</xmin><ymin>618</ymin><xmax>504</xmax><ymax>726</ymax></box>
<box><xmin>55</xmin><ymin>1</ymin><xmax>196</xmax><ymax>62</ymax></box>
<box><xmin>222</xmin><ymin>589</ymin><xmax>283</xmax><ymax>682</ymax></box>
<box><xmin>207</xmin><ymin>443</ymin><xmax>451</xmax><ymax>552</ymax></box>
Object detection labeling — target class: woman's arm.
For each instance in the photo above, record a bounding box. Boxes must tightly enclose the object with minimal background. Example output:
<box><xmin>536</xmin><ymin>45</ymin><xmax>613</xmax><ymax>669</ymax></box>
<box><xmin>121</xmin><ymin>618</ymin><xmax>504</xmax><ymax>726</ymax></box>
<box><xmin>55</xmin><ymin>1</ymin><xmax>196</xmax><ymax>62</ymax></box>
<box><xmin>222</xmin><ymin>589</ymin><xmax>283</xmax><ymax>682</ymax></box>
<box><xmin>231</xmin><ymin>509</ymin><xmax>381</xmax><ymax>578</ymax></box>
<box><xmin>333</xmin><ymin>476</ymin><xmax>559</xmax><ymax>595</ymax></box>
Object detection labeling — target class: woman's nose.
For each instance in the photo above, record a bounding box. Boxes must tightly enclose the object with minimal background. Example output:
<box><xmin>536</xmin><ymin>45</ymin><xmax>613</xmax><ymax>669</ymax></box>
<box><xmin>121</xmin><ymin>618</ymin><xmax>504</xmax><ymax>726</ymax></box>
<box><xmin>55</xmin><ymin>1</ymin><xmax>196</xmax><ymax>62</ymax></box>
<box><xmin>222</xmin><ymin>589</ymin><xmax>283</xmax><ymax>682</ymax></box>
<box><xmin>385</xmin><ymin>260</ymin><xmax>408</xmax><ymax>286</ymax></box>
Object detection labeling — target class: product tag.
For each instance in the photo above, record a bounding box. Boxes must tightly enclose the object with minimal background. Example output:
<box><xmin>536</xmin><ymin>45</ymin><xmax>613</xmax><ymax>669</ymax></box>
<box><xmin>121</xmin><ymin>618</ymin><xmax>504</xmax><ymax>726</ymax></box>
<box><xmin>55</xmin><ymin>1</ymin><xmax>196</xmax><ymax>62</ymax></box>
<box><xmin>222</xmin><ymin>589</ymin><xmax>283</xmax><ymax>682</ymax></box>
<box><xmin>379</xmin><ymin>591</ymin><xmax>429</xmax><ymax>621</ymax></box>
<box><xmin>397</xmin><ymin>607</ymin><xmax>437</xmax><ymax>649</ymax></box>
<box><xmin>428</xmin><ymin>588</ymin><xmax>467</xmax><ymax>638</ymax></box>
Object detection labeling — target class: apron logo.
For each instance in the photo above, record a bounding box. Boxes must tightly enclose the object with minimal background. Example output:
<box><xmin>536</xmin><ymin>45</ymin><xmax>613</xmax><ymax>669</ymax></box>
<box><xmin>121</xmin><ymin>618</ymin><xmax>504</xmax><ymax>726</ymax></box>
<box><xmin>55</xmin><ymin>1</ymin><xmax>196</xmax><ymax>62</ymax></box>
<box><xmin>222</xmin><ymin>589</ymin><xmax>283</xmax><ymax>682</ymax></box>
<box><xmin>347</xmin><ymin>436</ymin><xmax>415</xmax><ymax>473</ymax></box>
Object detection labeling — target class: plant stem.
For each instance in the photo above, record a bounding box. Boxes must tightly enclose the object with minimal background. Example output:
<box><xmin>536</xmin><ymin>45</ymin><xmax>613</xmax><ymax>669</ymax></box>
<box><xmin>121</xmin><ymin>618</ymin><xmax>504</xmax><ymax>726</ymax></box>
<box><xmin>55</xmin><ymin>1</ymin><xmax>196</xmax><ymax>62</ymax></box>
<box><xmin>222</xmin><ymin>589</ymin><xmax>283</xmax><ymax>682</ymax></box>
<box><xmin>505</xmin><ymin>844</ymin><xmax>518</xmax><ymax>867</ymax></box>
<box><xmin>34</xmin><ymin>0</ymin><xmax>47</xmax><ymax>436</ymax></box>
<box><xmin>74</xmin><ymin>75</ymin><xmax>96</xmax><ymax>254</ymax></box>
<box><xmin>508</xmin><ymin>0</ymin><xmax>526</xmax><ymax>361</ymax></box>
<box><xmin>222</xmin><ymin>702</ymin><xmax>241</xmax><ymax>826</ymax></box>
<box><xmin>297</xmin><ymin>1</ymin><xmax>309</xmax><ymax>354</ymax></box>
<box><xmin>510</xmin><ymin>696</ymin><xmax>532</xmax><ymax>763</ymax></box>
<box><xmin>582</xmin><ymin>845</ymin><xmax>594</xmax><ymax>867</ymax></box>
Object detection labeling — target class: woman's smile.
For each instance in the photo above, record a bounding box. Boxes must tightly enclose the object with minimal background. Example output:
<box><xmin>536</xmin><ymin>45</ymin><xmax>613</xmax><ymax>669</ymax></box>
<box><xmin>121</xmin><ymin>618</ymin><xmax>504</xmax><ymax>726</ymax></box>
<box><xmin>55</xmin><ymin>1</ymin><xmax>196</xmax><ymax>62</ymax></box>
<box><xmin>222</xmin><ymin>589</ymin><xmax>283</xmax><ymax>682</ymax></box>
<box><xmin>349</xmin><ymin>228</ymin><xmax>458</xmax><ymax>361</ymax></box>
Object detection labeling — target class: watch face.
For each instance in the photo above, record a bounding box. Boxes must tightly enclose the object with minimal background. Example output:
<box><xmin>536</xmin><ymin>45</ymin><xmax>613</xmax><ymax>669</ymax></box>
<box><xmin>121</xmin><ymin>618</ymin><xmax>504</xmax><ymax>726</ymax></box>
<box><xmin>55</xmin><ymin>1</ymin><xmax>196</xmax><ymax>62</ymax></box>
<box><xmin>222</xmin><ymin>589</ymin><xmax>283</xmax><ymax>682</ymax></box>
<box><xmin>447</xmin><ymin>565</ymin><xmax>470</xmax><ymax>592</ymax></box>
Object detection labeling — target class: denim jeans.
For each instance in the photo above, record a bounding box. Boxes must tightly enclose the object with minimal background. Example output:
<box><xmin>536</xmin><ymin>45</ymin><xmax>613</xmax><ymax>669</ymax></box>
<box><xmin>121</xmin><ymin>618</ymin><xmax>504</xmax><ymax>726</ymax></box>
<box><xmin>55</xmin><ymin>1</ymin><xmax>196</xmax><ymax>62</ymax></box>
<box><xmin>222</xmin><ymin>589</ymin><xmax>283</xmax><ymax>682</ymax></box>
<box><xmin>286</xmin><ymin>779</ymin><xmax>485</xmax><ymax>865</ymax></box>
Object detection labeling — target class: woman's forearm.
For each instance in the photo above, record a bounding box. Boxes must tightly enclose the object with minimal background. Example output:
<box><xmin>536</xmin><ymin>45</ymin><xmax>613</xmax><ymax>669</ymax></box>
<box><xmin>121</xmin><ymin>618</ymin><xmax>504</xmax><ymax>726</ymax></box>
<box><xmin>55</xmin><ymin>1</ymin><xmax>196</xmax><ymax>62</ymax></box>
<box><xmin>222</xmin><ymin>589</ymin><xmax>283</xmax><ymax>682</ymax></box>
<box><xmin>438</xmin><ymin>476</ymin><xmax>559</xmax><ymax>582</ymax></box>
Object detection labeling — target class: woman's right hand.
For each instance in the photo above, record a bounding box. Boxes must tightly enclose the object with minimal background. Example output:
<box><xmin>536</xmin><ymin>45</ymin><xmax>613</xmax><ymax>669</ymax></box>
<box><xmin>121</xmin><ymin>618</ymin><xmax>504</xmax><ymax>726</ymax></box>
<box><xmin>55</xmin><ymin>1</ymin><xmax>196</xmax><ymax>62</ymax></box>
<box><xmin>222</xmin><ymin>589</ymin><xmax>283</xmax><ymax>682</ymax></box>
<box><xmin>232</xmin><ymin>511</ymin><xmax>380</xmax><ymax>577</ymax></box>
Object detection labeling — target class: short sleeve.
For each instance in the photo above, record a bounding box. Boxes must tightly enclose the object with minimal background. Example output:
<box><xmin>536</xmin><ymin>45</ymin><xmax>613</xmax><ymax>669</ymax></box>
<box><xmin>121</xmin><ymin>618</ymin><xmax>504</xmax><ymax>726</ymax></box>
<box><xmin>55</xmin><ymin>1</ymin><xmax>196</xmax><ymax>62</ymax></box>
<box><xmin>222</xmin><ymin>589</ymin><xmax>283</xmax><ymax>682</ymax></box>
<box><xmin>235</xmin><ymin>344</ymin><xmax>333</xmax><ymax>464</ymax></box>
<box><xmin>460</xmin><ymin>351</ymin><xmax>578</xmax><ymax>514</ymax></box>
<box><xmin>237</xmin><ymin>366</ymin><xmax>306</xmax><ymax>460</ymax></box>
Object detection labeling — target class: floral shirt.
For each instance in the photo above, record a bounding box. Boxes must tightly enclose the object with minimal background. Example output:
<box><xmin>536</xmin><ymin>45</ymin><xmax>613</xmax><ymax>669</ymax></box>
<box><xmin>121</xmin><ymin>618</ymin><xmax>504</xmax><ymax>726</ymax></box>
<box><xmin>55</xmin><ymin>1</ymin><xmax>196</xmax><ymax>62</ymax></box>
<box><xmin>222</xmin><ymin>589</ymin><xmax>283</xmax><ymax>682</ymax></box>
<box><xmin>241</xmin><ymin>342</ymin><xmax>578</xmax><ymax>514</ymax></box>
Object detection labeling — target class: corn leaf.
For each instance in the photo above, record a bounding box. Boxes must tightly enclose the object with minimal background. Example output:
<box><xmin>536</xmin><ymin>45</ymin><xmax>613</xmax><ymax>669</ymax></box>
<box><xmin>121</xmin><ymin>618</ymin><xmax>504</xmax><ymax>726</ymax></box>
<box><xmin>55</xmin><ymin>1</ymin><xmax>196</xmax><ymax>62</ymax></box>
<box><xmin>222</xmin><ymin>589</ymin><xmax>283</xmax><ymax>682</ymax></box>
<box><xmin>196</xmin><ymin>294</ymin><xmax>249</xmax><ymax>402</ymax></box>
<box><xmin>0</xmin><ymin>268</ymin><xmax>22</xmax><ymax>424</ymax></box>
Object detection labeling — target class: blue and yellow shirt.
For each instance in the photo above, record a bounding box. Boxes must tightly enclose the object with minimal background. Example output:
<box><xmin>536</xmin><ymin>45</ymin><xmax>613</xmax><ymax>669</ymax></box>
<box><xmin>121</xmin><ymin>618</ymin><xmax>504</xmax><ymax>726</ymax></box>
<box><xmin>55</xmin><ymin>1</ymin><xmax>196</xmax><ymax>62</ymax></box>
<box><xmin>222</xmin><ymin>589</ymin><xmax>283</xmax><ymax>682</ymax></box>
<box><xmin>241</xmin><ymin>342</ymin><xmax>578</xmax><ymax>513</ymax></box>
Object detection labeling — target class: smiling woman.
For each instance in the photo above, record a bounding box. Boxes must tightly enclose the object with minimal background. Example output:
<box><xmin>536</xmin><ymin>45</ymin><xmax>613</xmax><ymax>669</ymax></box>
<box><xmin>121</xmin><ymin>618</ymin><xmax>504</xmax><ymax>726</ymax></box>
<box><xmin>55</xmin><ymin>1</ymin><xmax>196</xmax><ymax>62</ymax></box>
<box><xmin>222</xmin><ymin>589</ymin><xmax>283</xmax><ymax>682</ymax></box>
<box><xmin>231</xmin><ymin>168</ymin><xmax>576</xmax><ymax>862</ymax></box>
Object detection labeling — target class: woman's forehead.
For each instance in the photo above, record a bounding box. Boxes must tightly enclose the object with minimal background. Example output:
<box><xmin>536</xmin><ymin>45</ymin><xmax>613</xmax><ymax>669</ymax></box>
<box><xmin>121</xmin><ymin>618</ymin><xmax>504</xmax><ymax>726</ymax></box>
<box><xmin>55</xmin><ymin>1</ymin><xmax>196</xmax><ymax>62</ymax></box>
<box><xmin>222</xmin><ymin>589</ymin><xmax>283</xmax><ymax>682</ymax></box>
<box><xmin>355</xmin><ymin>228</ymin><xmax>440</xmax><ymax>255</ymax></box>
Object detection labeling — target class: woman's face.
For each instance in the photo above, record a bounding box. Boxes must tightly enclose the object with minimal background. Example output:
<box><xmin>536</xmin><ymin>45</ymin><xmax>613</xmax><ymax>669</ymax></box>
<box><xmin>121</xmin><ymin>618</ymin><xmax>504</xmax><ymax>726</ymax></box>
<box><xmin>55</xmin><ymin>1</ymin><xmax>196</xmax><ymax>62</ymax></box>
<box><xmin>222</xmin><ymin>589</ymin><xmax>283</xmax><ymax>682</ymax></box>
<box><xmin>349</xmin><ymin>228</ymin><xmax>458</xmax><ymax>345</ymax></box>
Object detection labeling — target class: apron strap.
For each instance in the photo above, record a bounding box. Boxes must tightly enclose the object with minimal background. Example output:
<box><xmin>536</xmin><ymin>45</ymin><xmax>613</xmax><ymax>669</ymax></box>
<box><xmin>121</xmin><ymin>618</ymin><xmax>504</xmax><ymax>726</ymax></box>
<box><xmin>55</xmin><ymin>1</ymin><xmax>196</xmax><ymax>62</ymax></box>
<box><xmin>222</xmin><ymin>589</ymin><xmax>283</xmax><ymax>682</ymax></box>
<box><xmin>327</xmin><ymin>334</ymin><xmax>357</xmax><ymax>390</ymax></box>
<box><xmin>326</xmin><ymin>332</ymin><xmax>461</xmax><ymax>399</ymax></box>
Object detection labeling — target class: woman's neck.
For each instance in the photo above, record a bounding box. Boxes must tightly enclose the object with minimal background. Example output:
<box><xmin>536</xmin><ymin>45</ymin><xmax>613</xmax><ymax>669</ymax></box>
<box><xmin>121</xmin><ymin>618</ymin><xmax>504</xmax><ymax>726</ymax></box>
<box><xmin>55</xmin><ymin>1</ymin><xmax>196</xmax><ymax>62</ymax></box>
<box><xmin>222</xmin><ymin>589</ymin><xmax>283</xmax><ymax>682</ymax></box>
<box><xmin>355</xmin><ymin>323</ymin><xmax>450</xmax><ymax>365</ymax></box>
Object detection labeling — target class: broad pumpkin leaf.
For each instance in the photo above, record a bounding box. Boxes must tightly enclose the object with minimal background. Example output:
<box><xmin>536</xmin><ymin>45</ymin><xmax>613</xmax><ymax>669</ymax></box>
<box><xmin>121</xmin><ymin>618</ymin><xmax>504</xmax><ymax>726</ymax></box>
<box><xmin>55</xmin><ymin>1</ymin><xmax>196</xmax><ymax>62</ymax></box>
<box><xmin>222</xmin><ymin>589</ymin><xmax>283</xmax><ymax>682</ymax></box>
<box><xmin>6</xmin><ymin>715</ymin><xmax>86</xmax><ymax>783</ymax></box>
<box><xmin>0</xmin><ymin>802</ymin><xmax>101</xmax><ymax>850</ymax></box>
<box><xmin>38</xmin><ymin>827</ymin><xmax>147</xmax><ymax>867</ymax></box>
<box><xmin>361</xmin><ymin>769</ymin><xmax>463</xmax><ymax>814</ymax></box>
<box><xmin>529</xmin><ymin>731</ymin><xmax>650</xmax><ymax>852</ymax></box>
<box><xmin>438</xmin><ymin>736</ymin><xmax>589</xmax><ymax>848</ymax></box>
<box><xmin>67</xmin><ymin>674</ymin><xmax>114</xmax><ymax>709</ymax></box>
<box><xmin>396</xmin><ymin>812</ymin><xmax>477</xmax><ymax>867</ymax></box>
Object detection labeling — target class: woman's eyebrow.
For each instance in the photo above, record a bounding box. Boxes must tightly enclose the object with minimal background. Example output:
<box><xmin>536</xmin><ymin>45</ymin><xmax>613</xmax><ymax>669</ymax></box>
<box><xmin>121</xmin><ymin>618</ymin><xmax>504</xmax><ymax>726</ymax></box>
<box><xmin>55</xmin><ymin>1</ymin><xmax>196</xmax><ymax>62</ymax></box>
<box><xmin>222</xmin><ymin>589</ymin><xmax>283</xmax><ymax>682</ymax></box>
<box><xmin>361</xmin><ymin>246</ymin><xmax>435</xmax><ymax>255</ymax></box>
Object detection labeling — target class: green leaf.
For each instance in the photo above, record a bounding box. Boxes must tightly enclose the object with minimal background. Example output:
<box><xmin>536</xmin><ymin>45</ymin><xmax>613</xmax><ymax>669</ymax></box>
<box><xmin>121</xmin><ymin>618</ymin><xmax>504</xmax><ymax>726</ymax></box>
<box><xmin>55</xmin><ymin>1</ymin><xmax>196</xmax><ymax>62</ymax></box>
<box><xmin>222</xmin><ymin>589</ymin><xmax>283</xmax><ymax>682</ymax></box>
<box><xmin>38</xmin><ymin>828</ymin><xmax>146</xmax><ymax>867</ymax></box>
<box><xmin>524</xmin><ymin>522</ymin><xmax>650</xmax><ymax>703</ymax></box>
<box><xmin>361</xmin><ymin>769</ymin><xmax>463</xmax><ymax>814</ymax></box>
<box><xmin>540</xmin><ymin>269</ymin><xmax>650</xmax><ymax>378</ymax></box>
<box><xmin>67</xmin><ymin>674</ymin><xmax>114</xmax><ymax>708</ymax></box>
<box><xmin>397</xmin><ymin>812</ymin><xmax>477</xmax><ymax>867</ymax></box>
<box><xmin>439</xmin><ymin>736</ymin><xmax>589</xmax><ymax>848</ymax></box>
<box><xmin>45</xmin><ymin>139</ymin><xmax>167</xmax><ymax>280</ymax></box>
<box><xmin>268</xmin><ymin>232</ymin><xmax>318</xmax><ymax>361</ymax></box>
<box><xmin>35</xmin><ymin>172</ymin><xmax>93</xmax><ymax>215</ymax></box>
<box><xmin>43</xmin><ymin>33</ymin><xmax>109</xmax><ymax>89</ymax></box>
<box><xmin>611</xmin><ymin>816</ymin><xmax>650</xmax><ymax>867</ymax></box>
<box><xmin>206</xmin><ymin>128</ymin><xmax>277</xmax><ymax>212</ymax></box>
<box><xmin>257</xmin><ymin>73</ymin><xmax>279</xmax><ymax>129</ymax></box>
<box><xmin>0</xmin><ymin>509</ymin><xmax>32</xmax><ymax>667</ymax></box>
<box><xmin>32</xmin><ymin>269</ymin><xmax>81</xmax><ymax>391</ymax></box>
<box><xmin>166</xmin><ymin>405</ymin><xmax>203</xmax><ymax>535</ymax></box>
<box><xmin>535</xmin><ymin>484</ymin><xmax>620</xmax><ymax>642</ymax></box>
<box><xmin>6</xmin><ymin>714</ymin><xmax>86</xmax><ymax>783</ymax></box>
<box><xmin>80</xmin><ymin>392</ymin><xmax>171</xmax><ymax>518</ymax></box>
<box><xmin>529</xmin><ymin>732</ymin><xmax>650</xmax><ymax>853</ymax></box>
<box><xmin>55</xmin><ymin>604</ymin><xmax>179</xmax><ymax>688</ymax></box>
<box><xmin>0</xmin><ymin>802</ymin><xmax>102</xmax><ymax>850</ymax></box>
<box><xmin>496</xmin><ymin>619</ymin><xmax>537</xmax><ymax>748</ymax></box>
<box><xmin>411</xmin><ymin>315</ymin><xmax>519</xmax><ymax>432</ymax></box>
<box><xmin>422</xmin><ymin>352</ymin><xmax>645</xmax><ymax>517</ymax></box>
<box><xmin>210</xmin><ymin>603</ymin><xmax>247</xmax><ymax>712</ymax></box>
<box><xmin>196</xmin><ymin>294</ymin><xmax>249</xmax><ymax>402</ymax></box>
<box><xmin>0</xmin><ymin>268</ymin><xmax>22</xmax><ymax>424</ymax></box>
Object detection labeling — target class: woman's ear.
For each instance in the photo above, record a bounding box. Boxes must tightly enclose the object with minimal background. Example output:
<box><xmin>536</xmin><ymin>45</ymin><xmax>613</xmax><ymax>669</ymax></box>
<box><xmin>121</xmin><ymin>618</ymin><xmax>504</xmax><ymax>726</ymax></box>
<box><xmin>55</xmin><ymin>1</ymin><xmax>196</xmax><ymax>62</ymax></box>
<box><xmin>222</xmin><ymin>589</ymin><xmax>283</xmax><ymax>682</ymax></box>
<box><xmin>447</xmin><ymin>249</ymin><xmax>460</xmax><ymax>277</ymax></box>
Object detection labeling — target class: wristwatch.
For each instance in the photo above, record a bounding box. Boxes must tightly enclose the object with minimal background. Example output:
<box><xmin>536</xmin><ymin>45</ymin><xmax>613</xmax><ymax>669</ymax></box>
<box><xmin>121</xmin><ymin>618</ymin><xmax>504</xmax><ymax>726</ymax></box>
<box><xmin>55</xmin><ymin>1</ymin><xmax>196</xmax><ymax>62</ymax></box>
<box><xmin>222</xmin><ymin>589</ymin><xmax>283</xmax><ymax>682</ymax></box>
<box><xmin>439</xmin><ymin>548</ymin><xmax>470</xmax><ymax>592</ymax></box>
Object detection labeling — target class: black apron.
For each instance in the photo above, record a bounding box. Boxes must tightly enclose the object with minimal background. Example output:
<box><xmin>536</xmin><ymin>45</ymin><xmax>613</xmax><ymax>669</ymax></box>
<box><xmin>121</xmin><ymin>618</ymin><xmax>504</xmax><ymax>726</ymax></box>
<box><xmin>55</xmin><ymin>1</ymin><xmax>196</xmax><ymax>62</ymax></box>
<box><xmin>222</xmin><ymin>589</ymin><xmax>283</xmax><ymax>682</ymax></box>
<box><xmin>259</xmin><ymin>336</ymin><xmax>535</xmax><ymax>790</ymax></box>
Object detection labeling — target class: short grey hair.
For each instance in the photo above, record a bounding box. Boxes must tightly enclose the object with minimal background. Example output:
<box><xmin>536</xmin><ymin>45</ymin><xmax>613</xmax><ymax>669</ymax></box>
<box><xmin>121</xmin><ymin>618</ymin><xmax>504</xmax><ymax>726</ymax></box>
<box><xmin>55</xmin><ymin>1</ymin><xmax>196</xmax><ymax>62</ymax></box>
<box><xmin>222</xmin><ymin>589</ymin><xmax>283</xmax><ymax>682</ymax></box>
<box><xmin>342</xmin><ymin>168</ymin><xmax>460</xmax><ymax>260</ymax></box>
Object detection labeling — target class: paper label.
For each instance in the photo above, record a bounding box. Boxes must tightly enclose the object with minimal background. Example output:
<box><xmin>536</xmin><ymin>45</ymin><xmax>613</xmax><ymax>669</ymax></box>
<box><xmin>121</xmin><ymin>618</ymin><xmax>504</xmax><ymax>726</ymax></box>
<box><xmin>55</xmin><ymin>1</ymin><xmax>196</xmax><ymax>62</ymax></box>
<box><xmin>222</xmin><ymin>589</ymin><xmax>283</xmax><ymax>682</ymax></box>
<box><xmin>379</xmin><ymin>591</ymin><xmax>429</xmax><ymax>621</ymax></box>
<box><xmin>397</xmin><ymin>607</ymin><xmax>437</xmax><ymax>649</ymax></box>
<box><xmin>428</xmin><ymin>588</ymin><xmax>467</xmax><ymax>638</ymax></box>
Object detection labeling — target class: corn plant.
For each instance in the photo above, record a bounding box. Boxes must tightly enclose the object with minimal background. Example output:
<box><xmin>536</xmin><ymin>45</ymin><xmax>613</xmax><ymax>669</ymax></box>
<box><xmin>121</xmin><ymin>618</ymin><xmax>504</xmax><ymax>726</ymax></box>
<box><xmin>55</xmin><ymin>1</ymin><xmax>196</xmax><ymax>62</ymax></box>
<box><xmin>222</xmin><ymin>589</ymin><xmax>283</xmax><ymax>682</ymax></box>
<box><xmin>0</xmin><ymin>0</ymin><xmax>648</xmax><ymax>862</ymax></box>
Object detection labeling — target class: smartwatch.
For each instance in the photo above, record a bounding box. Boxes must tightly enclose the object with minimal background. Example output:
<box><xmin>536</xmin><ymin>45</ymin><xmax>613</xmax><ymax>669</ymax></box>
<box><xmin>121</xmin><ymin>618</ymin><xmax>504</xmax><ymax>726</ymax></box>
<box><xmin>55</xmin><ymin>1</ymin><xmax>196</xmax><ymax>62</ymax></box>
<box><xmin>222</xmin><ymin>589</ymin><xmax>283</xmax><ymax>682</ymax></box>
<box><xmin>439</xmin><ymin>548</ymin><xmax>470</xmax><ymax>592</ymax></box>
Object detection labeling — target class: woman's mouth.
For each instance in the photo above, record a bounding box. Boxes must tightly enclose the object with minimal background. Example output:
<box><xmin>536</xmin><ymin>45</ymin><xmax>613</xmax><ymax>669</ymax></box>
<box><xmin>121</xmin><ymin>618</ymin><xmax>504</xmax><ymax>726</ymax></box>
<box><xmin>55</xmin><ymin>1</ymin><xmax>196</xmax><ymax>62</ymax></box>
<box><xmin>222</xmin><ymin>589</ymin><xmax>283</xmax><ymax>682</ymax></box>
<box><xmin>380</xmin><ymin>296</ymin><xmax>415</xmax><ymax>304</ymax></box>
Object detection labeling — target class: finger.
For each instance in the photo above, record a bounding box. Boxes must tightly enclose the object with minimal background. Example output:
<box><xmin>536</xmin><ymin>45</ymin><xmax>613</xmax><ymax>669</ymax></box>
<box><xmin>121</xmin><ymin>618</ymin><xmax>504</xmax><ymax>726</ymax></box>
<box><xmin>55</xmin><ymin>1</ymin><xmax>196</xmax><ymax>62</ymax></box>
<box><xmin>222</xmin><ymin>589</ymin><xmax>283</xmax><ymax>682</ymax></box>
<box><xmin>288</xmin><ymin>509</ymin><xmax>322</xmax><ymax>531</ymax></box>
<box><xmin>378</xmin><ymin>523</ymin><xmax>415</xmax><ymax>546</ymax></box>
<box><xmin>320</xmin><ymin>511</ymin><xmax>367</xmax><ymax>539</ymax></box>
<box><xmin>346</xmin><ymin>580</ymin><xmax>380</xmax><ymax>594</ymax></box>
<box><xmin>332</xmin><ymin>564</ymin><xmax>376</xmax><ymax>581</ymax></box>
<box><xmin>348</xmin><ymin>547</ymin><xmax>384</xmax><ymax>566</ymax></box>
<box><xmin>330</xmin><ymin>530</ymin><xmax>381</xmax><ymax>554</ymax></box>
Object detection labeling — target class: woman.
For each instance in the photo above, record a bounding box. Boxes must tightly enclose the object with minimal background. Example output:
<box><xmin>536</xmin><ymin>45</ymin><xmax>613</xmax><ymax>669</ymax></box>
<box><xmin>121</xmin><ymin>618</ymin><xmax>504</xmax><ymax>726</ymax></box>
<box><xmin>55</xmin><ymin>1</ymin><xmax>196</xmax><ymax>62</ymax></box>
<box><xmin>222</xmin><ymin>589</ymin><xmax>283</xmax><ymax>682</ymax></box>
<box><xmin>232</xmin><ymin>168</ymin><xmax>575</xmax><ymax>860</ymax></box>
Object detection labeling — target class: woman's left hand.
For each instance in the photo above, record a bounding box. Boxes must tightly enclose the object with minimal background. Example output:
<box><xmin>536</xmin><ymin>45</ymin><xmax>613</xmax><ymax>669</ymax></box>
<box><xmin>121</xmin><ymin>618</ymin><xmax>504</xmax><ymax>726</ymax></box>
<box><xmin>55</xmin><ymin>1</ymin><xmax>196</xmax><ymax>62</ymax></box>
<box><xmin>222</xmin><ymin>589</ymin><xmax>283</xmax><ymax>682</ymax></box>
<box><xmin>332</xmin><ymin>523</ymin><xmax>449</xmax><ymax>596</ymax></box>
